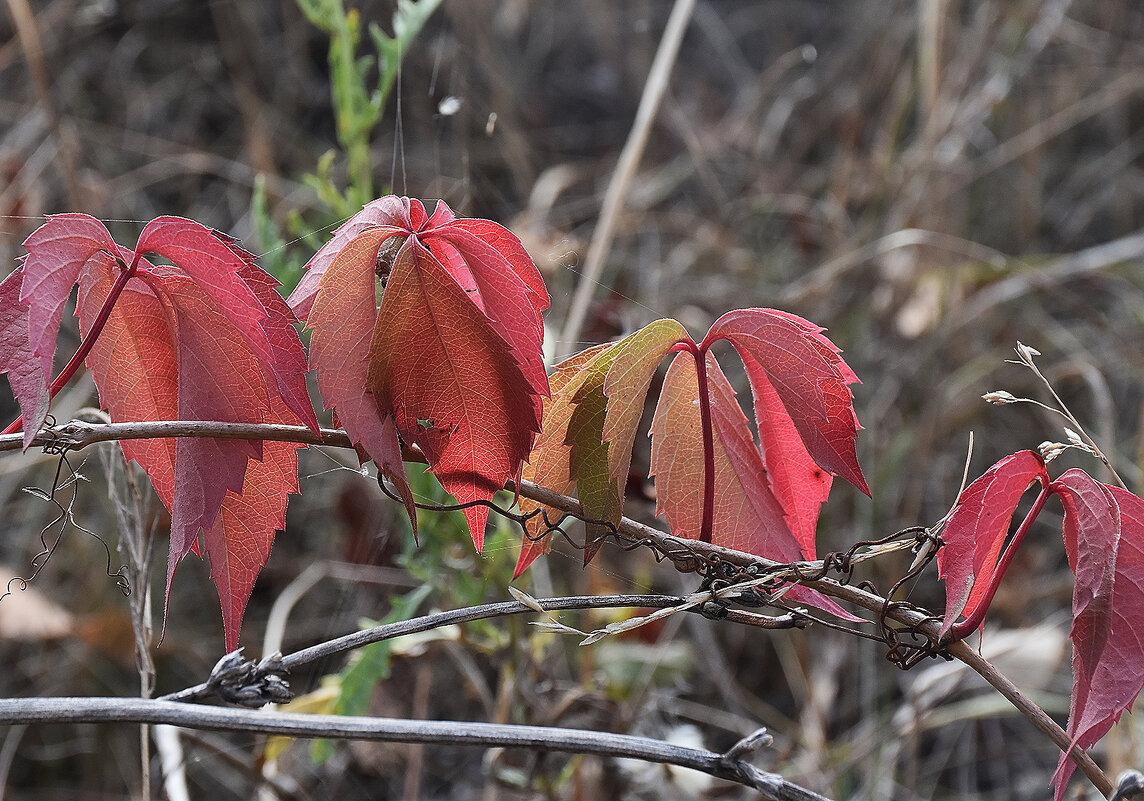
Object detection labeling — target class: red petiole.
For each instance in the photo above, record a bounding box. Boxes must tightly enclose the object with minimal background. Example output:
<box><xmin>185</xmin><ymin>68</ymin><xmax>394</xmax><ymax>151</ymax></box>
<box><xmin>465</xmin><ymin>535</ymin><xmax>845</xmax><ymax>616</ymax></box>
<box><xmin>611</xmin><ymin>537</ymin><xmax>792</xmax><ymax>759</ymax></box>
<box><xmin>672</xmin><ymin>338</ymin><xmax>716</xmax><ymax>543</ymax></box>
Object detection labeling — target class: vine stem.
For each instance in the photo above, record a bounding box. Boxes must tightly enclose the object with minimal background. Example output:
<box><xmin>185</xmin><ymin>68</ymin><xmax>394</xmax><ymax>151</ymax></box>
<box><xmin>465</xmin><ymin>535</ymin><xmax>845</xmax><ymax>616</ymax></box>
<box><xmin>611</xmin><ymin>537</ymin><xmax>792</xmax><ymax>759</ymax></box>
<box><xmin>0</xmin><ymin>697</ymin><xmax>831</xmax><ymax>800</ymax></box>
<box><xmin>948</xmin><ymin>474</ymin><xmax>1052</xmax><ymax>641</ymax></box>
<box><xmin>161</xmin><ymin>593</ymin><xmax>796</xmax><ymax>704</ymax></box>
<box><xmin>0</xmin><ymin>417</ymin><xmax>1113</xmax><ymax>796</ymax></box>
<box><xmin>2</xmin><ymin>254</ymin><xmax>136</xmax><ymax>437</ymax></box>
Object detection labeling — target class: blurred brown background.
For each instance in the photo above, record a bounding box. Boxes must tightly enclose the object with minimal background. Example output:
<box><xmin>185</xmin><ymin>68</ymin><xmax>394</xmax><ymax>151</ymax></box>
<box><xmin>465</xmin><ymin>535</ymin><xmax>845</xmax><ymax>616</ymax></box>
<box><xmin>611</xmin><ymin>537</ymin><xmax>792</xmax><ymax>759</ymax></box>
<box><xmin>2</xmin><ymin>1</ymin><xmax>1143</xmax><ymax>799</ymax></box>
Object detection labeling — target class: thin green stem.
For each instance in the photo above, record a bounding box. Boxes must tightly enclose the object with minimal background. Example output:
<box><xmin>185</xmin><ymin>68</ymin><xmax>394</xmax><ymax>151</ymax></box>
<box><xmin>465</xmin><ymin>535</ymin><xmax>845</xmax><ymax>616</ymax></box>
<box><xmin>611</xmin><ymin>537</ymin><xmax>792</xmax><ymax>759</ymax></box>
<box><xmin>949</xmin><ymin>474</ymin><xmax>1053</xmax><ymax>641</ymax></box>
<box><xmin>2</xmin><ymin>257</ymin><xmax>136</xmax><ymax>437</ymax></box>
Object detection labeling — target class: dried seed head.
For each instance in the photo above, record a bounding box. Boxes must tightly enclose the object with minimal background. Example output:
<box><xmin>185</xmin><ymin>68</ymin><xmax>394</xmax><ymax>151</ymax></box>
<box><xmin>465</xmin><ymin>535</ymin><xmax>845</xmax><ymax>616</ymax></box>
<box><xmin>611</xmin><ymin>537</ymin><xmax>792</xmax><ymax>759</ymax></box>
<box><xmin>982</xmin><ymin>390</ymin><xmax>1018</xmax><ymax>405</ymax></box>
<box><xmin>1038</xmin><ymin>441</ymin><xmax>1068</xmax><ymax>462</ymax></box>
<box><xmin>1015</xmin><ymin>341</ymin><xmax>1041</xmax><ymax>363</ymax></box>
<box><xmin>1064</xmin><ymin>427</ymin><xmax>1088</xmax><ymax>448</ymax></box>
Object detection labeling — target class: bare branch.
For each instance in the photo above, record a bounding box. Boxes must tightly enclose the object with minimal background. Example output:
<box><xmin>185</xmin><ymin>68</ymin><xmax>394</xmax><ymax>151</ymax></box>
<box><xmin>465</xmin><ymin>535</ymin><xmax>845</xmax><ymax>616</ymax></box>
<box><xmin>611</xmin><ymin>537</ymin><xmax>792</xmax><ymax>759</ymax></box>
<box><xmin>0</xmin><ymin>697</ymin><xmax>834</xmax><ymax>800</ymax></box>
<box><xmin>160</xmin><ymin>594</ymin><xmax>802</xmax><ymax>704</ymax></box>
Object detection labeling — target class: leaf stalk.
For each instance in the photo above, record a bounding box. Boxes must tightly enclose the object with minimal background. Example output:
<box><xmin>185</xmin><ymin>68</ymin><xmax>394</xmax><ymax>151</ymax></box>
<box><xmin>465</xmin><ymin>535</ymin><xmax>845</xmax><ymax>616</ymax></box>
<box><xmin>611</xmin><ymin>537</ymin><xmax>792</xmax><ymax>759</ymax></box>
<box><xmin>673</xmin><ymin>339</ymin><xmax>716</xmax><ymax>543</ymax></box>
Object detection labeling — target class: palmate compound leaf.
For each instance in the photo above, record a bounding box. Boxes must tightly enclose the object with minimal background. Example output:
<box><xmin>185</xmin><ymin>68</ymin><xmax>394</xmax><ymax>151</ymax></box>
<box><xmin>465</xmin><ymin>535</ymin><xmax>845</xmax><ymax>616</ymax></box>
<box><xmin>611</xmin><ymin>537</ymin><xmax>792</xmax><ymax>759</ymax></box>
<box><xmin>1050</xmin><ymin>469</ymin><xmax>1144</xmax><ymax>801</ymax></box>
<box><xmin>936</xmin><ymin>450</ymin><xmax>1046</xmax><ymax>640</ymax></box>
<box><xmin>290</xmin><ymin>196</ymin><xmax>549</xmax><ymax>551</ymax></box>
<box><xmin>518</xmin><ymin>312</ymin><xmax>866</xmax><ymax>619</ymax></box>
<box><xmin>12</xmin><ymin>214</ymin><xmax>315</xmax><ymax>649</ymax></box>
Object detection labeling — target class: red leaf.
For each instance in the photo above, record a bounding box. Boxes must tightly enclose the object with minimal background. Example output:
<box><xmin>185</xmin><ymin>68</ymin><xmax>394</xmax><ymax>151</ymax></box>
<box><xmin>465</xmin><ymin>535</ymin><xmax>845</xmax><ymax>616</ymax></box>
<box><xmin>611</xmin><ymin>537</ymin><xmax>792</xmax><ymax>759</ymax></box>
<box><xmin>740</xmin><ymin>351</ymin><xmax>832</xmax><ymax>557</ymax></box>
<box><xmin>1050</xmin><ymin>470</ymin><xmax>1144</xmax><ymax>800</ymax></box>
<box><xmin>0</xmin><ymin>267</ymin><xmax>52</xmax><ymax>448</ymax></box>
<box><xmin>369</xmin><ymin>237</ymin><xmax>540</xmax><ymax>549</ymax></box>
<box><xmin>426</xmin><ymin>221</ymin><xmax>549</xmax><ymax>397</ymax></box>
<box><xmin>293</xmin><ymin>197</ymin><xmax>550</xmax><ymax>550</ymax></box>
<box><xmin>705</xmin><ymin>308</ymin><xmax>868</xmax><ymax>495</ymax></box>
<box><xmin>936</xmin><ymin>450</ymin><xmax>1045</xmax><ymax>639</ymax></box>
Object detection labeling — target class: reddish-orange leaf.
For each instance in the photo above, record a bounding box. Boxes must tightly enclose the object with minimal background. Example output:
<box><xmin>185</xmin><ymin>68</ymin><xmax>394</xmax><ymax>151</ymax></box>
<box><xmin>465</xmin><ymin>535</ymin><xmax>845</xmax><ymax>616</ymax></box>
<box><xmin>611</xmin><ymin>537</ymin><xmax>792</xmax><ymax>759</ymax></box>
<box><xmin>516</xmin><ymin>342</ymin><xmax>613</xmax><ymax>577</ymax></box>
<box><xmin>540</xmin><ymin>310</ymin><xmax>864</xmax><ymax>587</ymax></box>
<box><xmin>301</xmin><ymin>226</ymin><xmax>416</xmax><ymax>528</ymax></box>
<box><xmin>369</xmin><ymin>237</ymin><xmax>540</xmax><ymax>550</ymax></box>
<box><xmin>650</xmin><ymin>351</ymin><xmax>796</xmax><ymax>554</ymax></box>
<box><xmin>79</xmin><ymin>264</ymin><xmax>304</xmax><ymax>645</ymax></box>
<box><xmin>293</xmin><ymin>197</ymin><xmax>550</xmax><ymax>551</ymax></box>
